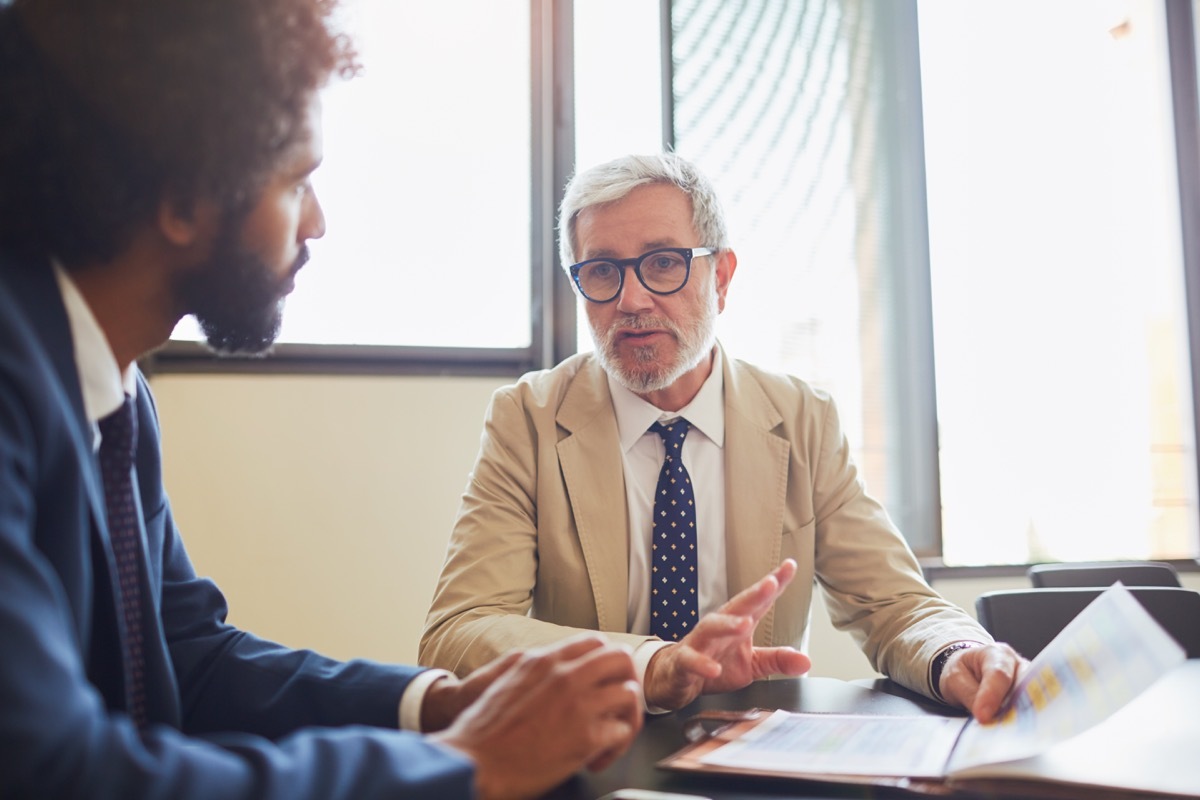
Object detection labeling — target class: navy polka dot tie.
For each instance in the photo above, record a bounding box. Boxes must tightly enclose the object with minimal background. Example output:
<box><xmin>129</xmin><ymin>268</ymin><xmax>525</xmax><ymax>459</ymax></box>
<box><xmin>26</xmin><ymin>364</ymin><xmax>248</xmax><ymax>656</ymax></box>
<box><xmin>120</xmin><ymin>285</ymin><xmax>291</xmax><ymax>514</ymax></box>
<box><xmin>98</xmin><ymin>395</ymin><xmax>149</xmax><ymax>729</ymax></box>
<box><xmin>649</xmin><ymin>418</ymin><xmax>698</xmax><ymax>642</ymax></box>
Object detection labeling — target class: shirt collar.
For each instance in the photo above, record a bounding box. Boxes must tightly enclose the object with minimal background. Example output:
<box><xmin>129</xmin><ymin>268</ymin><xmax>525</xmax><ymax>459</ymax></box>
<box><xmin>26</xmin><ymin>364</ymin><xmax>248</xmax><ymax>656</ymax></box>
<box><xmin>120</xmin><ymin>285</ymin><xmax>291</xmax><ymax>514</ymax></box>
<box><xmin>608</xmin><ymin>345</ymin><xmax>726</xmax><ymax>453</ymax></box>
<box><xmin>53</xmin><ymin>262</ymin><xmax>138</xmax><ymax>426</ymax></box>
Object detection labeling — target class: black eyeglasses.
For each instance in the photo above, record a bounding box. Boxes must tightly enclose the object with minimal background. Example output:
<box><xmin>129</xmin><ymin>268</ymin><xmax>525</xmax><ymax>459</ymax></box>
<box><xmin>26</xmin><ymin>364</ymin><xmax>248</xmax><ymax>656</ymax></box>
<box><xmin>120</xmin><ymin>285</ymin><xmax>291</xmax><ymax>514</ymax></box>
<box><xmin>567</xmin><ymin>247</ymin><xmax>714</xmax><ymax>303</ymax></box>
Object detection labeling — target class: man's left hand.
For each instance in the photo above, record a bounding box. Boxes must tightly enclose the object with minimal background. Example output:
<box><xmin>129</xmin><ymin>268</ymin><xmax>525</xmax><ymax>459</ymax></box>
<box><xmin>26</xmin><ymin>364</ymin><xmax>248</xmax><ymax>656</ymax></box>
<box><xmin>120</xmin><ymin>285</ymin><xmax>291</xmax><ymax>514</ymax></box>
<box><xmin>938</xmin><ymin>642</ymin><xmax>1026</xmax><ymax>722</ymax></box>
<box><xmin>642</xmin><ymin>559</ymin><xmax>812</xmax><ymax>710</ymax></box>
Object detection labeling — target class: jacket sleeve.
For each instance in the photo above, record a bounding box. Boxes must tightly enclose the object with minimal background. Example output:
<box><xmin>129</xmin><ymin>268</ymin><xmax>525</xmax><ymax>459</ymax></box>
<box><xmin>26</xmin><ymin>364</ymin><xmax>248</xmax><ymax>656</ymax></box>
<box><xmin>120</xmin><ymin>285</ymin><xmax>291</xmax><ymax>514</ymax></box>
<box><xmin>805</xmin><ymin>391</ymin><xmax>992</xmax><ymax>698</ymax></box>
<box><xmin>420</xmin><ymin>385</ymin><xmax>651</xmax><ymax>675</ymax></box>
<box><xmin>0</xmin><ymin>362</ymin><xmax>475</xmax><ymax>798</ymax></box>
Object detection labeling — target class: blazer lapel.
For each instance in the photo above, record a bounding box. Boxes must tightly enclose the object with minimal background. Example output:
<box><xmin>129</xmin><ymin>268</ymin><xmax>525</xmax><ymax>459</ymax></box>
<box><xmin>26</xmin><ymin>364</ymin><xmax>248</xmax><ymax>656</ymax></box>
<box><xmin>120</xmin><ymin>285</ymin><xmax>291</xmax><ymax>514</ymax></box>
<box><xmin>722</xmin><ymin>351</ymin><xmax>790</xmax><ymax>646</ymax></box>
<box><xmin>556</xmin><ymin>359</ymin><xmax>630</xmax><ymax>632</ymax></box>
<box><xmin>15</xmin><ymin>259</ymin><xmax>110</xmax><ymax>534</ymax></box>
<box><xmin>10</xmin><ymin>258</ymin><xmax>128</xmax><ymax>699</ymax></box>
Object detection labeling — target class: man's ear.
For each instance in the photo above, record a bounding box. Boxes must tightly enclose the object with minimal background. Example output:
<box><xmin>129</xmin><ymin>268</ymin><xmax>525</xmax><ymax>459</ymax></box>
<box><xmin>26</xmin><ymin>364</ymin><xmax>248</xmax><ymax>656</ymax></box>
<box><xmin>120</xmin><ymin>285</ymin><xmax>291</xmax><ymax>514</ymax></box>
<box><xmin>714</xmin><ymin>248</ymin><xmax>738</xmax><ymax>313</ymax></box>
<box><xmin>156</xmin><ymin>195</ymin><xmax>219</xmax><ymax>249</ymax></box>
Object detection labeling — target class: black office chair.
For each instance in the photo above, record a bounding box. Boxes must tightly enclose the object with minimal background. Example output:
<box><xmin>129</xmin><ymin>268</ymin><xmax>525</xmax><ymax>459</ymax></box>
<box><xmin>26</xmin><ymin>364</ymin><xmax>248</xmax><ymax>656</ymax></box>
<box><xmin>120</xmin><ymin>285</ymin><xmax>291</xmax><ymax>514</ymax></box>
<box><xmin>1028</xmin><ymin>560</ymin><xmax>1181</xmax><ymax>588</ymax></box>
<box><xmin>975</xmin><ymin>586</ymin><xmax>1200</xmax><ymax>660</ymax></box>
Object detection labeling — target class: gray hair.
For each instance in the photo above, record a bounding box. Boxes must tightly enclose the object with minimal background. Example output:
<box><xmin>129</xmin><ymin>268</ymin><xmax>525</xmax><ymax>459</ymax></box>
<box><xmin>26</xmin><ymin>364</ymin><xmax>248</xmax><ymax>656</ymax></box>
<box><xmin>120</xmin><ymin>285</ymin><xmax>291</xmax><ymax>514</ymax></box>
<box><xmin>557</xmin><ymin>153</ymin><xmax>730</xmax><ymax>268</ymax></box>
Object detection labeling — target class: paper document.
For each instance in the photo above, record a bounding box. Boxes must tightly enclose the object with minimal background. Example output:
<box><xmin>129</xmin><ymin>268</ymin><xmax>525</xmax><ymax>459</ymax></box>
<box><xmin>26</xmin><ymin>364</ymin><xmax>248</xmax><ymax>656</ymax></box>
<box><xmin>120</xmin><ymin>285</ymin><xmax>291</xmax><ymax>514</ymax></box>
<box><xmin>697</xmin><ymin>712</ymin><xmax>965</xmax><ymax>778</ymax></box>
<box><xmin>947</xmin><ymin>582</ymin><xmax>1187</xmax><ymax>774</ymax></box>
<box><xmin>694</xmin><ymin>583</ymin><xmax>1187</xmax><ymax>781</ymax></box>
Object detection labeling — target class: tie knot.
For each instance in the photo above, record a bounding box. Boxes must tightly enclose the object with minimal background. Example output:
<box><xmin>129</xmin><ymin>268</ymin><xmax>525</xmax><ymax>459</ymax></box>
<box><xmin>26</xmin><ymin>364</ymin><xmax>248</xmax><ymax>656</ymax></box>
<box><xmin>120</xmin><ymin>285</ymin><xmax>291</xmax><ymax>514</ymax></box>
<box><xmin>650</xmin><ymin>418</ymin><xmax>692</xmax><ymax>450</ymax></box>
<box><xmin>98</xmin><ymin>394</ymin><xmax>137</xmax><ymax>469</ymax></box>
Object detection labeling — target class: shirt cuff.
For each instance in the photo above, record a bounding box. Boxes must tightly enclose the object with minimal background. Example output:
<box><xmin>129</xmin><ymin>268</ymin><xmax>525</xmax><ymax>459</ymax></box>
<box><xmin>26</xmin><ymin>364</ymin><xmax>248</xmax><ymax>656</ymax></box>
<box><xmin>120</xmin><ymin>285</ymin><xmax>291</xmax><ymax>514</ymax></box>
<box><xmin>633</xmin><ymin>639</ymin><xmax>675</xmax><ymax>715</ymax></box>
<box><xmin>398</xmin><ymin>668</ymin><xmax>455</xmax><ymax>732</ymax></box>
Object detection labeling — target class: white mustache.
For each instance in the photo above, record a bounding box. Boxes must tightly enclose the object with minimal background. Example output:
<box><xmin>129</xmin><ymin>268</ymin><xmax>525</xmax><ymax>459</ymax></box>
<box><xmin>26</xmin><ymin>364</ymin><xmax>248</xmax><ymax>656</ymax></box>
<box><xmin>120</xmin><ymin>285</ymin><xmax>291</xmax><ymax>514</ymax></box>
<box><xmin>610</xmin><ymin>315</ymin><xmax>678</xmax><ymax>334</ymax></box>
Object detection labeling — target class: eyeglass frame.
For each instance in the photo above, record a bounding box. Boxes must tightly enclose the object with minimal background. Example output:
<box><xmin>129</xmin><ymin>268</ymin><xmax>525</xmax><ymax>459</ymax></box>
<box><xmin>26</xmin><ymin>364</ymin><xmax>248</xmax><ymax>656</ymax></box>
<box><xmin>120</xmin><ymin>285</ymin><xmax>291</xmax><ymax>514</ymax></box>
<box><xmin>566</xmin><ymin>246</ymin><xmax>715</xmax><ymax>303</ymax></box>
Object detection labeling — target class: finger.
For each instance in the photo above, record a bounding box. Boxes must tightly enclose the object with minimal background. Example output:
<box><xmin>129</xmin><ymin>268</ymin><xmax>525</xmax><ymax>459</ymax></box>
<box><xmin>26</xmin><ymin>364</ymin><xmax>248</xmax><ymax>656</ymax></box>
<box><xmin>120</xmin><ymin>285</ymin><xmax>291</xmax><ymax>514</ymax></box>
<box><xmin>583</xmin><ymin>718</ymin><xmax>638</xmax><ymax>771</ymax></box>
<box><xmin>719</xmin><ymin>560</ymin><xmax>795</xmax><ymax>620</ymax></box>
<box><xmin>772</xmin><ymin>558</ymin><xmax>798</xmax><ymax>589</ymax></box>
<box><xmin>580</xmin><ymin>679</ymin><xmax>644</xmax><ymax>720</ymax></box>
<box><xmin>534</xmin><ymin>632</ymin><xmax>609</xmax><ymax>662</ymax></box>
<box><xmin>585</xmin><ymin>689</ymin><xmax>645</xmax><ymax>773</ymax></box>
<box><xmin>467</xmin><ymin>649</ymin><xmax>524</xmax><ymax>684</ymax></box>
<box><xmin>559</xmin><ymin>642</ymin><xmax>639</xmax><ymax>687</ymax></box>
<box><xmin>586</xmin><ymin>744</ymin><xmax>624</xmax><ymax>773</ymax></box>
<box><xmin>714</xmin><ymin>578</ymin><xmax>780</xmax><ymax>624</ymax></box>
<box><xmin>971</xmin><ymin>647</ymin><xmax>1022</xmax><ymax>723</ymax></box>
<box><xmin>684</xmin><ymin>611</ymin><xmax>754</xmax><ymax>650</ymax></box>
<box><xmin>665</xmin><ymin>642</ymin><xmax>723</xmax><ymax>680</ymax></box>
<box><xmin>750</xmin><ymin>646</ymin><xmax>811</xmax><ymax>678</ymax></box>
<box><xmin>582</xmin><ymin>682</ymin><xmax>642</xmax><ymax>769</ymax></box>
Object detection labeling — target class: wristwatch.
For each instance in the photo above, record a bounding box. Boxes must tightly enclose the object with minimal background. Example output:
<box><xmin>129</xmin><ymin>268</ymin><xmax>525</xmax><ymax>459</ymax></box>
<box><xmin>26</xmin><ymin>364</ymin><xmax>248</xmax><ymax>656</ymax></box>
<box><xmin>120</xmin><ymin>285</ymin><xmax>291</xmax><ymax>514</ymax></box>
<box><xmin>930</xmin><ymin>641</ymin><xmax>983</xmax><ymax>702</ymax></box>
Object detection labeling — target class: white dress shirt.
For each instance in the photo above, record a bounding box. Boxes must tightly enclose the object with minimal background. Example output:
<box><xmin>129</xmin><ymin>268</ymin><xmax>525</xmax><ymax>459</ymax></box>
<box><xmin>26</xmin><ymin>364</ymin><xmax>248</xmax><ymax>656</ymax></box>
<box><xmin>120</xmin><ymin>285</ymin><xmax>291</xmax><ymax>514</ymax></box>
<box><xmin>607</xmin><ymin>347</ymin><xmax>729</xmax><ymax>693</ymax></box>
<box><xmin>53</xmin><ymin>264</ymin><xmax>136</xmax><ymax>450</ymax></box>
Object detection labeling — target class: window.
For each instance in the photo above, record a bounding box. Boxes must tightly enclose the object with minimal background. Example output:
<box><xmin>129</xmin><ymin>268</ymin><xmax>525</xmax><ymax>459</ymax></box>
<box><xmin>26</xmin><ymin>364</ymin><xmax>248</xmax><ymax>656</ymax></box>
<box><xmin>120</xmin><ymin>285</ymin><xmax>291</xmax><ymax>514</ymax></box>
<box><xmin>667</xmin><ymin>0</ymin><xmax>1200</xmax><ymax>564</ymax></box>
<box><xmin>669</xmin><ymin>0</ymin><xmax>941</xmax><ymax>551</ymax></box>
<box><xmin>920</xmin><ymin>0</ymin><xmax>1198</xmax><ymax>564</ymax></box>
<box><xmin>572</xmin><ymin>0</ymin><xmax>667</xmax><ymax>351</ymax></box>
<box><xmin>165</xmin><ymin>0</ymin><xmax>542</xmax><ymax>372</ymax></box>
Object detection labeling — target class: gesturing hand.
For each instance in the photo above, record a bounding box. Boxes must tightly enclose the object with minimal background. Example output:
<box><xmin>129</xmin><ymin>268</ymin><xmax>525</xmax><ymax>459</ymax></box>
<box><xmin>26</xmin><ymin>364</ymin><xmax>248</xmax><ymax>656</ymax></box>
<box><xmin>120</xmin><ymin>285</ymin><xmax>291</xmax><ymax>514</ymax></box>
<box><xmin>643</xmin><ymin>559</ymin><xmax>811</xmax><ymax>710</ymax></box>
<box><xmin>431</xmin><ymin>634</ymin><xmax>642</xmax><ymax>800</ymax></box>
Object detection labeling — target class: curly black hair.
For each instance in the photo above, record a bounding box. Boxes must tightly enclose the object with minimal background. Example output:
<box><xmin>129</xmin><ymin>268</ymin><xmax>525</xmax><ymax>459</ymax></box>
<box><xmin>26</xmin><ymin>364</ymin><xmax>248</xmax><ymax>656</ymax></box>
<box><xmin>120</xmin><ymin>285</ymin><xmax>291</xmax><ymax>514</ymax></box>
<box><xmin>0</xmin><ymin>0</ymin><xmax>359</xmax><ymax>266</ymax></box>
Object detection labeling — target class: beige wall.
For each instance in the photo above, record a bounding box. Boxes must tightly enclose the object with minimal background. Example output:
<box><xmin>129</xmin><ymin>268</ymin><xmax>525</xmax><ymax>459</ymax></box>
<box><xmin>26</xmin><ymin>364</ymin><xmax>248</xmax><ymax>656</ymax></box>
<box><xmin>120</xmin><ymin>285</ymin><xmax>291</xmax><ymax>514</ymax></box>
<box><xmin>153</xmin><ymin>373</ymin><xmax>505</xmax><ymax>665</ymax></box>
<box><xmin>151</xmin><ymin>373</ymin><xmax>1200</xmax><ymax>680</ymax></box>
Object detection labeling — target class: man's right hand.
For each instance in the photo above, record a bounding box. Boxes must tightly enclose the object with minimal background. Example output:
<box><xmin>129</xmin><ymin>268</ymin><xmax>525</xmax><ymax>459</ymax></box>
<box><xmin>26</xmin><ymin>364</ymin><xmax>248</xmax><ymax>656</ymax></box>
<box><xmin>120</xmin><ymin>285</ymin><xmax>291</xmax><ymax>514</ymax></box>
<box><xmin>430</xmin><ymin>634</ymin><xmax>642</xmax><ymax>800</ymax></box>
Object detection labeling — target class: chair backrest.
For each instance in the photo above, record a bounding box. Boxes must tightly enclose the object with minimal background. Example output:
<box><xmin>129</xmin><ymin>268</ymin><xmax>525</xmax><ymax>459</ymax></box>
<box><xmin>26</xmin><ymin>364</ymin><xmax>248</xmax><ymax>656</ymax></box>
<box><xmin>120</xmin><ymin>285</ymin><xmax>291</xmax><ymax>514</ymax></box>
<box><xmin>1028</xmin><ymin>560</ymin><xmax>1181</xmax><ymax>588</ymax></box>
<box><xmin>975</xmin><ymin>586</ymin><xmax>1200</xmax><ymax>660</ymax></box>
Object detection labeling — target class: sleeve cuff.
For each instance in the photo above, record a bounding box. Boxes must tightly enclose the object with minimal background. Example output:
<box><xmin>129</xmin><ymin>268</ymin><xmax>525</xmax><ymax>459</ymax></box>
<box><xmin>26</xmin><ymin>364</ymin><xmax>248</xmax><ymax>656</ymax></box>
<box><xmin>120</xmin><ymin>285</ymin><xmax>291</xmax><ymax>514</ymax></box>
<box><xmin>398</xmin><ymin>668</ymin><xmax>455</xmax><ymax>732</ymax></box>
<box><xmin>633</xmin><ymin>639</ymin><xmax>674</xmax><ymax>715</ymax></box>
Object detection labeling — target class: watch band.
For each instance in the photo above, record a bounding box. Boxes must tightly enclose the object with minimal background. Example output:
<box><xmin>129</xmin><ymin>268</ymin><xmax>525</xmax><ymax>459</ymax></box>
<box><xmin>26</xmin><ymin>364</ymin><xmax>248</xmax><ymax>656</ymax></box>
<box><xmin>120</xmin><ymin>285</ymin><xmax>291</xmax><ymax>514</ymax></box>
<box><xmin>930</xmin><ymin>641</ymin><xmax>983</xmax><ymax>702</ymax></box>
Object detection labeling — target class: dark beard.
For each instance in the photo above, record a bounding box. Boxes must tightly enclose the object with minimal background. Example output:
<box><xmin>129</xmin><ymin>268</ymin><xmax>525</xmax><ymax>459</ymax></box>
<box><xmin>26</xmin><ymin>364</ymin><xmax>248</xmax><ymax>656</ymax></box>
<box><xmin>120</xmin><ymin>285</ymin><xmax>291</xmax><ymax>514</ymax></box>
<box><xmin>175</xmin><ymin>223</ymin><xmax>308</xmax><ymax>356</ymax></box>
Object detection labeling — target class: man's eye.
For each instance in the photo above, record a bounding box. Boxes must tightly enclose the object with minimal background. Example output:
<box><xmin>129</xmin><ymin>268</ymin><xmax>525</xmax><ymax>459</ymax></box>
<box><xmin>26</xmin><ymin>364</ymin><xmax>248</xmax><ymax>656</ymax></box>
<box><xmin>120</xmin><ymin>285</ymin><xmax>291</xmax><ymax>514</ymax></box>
<box><xmin>647</xmin><ymin>254</ymin><xmax>681</xmax><ymax>271</ymax></box>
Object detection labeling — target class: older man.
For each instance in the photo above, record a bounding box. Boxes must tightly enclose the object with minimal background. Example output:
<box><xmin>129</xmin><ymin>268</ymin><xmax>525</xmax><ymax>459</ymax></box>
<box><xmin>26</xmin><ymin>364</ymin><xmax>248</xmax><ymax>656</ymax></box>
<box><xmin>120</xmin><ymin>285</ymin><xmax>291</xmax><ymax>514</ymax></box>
<box><xmin>421</xmin><ymin>153</ymin><xmax>1020</xmax><ymax>718</ymax></box>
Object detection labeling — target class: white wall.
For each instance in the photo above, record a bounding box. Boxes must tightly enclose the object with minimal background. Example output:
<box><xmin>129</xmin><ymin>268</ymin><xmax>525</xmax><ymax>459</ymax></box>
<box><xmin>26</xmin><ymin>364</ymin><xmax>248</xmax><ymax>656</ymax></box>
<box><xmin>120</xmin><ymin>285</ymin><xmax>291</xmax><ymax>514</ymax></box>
<box><xmin>151</xmin><ymin>373</ymin><xmax>1199</xmax><ymax>680</ymax></box>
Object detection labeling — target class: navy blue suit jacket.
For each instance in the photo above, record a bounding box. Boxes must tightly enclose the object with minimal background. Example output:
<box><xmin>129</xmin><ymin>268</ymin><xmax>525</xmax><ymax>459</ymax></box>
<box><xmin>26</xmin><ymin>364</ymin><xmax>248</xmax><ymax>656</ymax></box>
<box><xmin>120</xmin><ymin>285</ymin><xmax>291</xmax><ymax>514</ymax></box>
<box><xmin>0</xmin><ymin>252</ymin><xmax>474</xmax><ymax>798</ymax></box>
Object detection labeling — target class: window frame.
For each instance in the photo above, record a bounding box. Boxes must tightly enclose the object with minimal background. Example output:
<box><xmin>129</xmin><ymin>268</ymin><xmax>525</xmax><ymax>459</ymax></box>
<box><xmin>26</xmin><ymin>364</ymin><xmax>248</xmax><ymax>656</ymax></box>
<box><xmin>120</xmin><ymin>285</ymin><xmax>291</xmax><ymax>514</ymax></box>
<box><xmin>1167</xmin><ymin>0</ymin><xmax>1200</xmax><ymax>530</ymax></box>
<box><xmin>146</xmin><ymin>0</ymin><xmax>578</xmax><ymax>379</ymax></box>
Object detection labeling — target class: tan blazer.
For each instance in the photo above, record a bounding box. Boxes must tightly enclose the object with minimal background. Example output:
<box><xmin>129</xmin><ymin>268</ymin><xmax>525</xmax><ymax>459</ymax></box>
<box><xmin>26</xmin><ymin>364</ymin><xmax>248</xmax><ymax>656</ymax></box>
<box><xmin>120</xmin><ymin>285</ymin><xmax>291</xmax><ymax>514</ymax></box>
<box><xmin>420</xmin><ymin>347</ymin><xmax>989</xmax><ymax>698</ymax></box>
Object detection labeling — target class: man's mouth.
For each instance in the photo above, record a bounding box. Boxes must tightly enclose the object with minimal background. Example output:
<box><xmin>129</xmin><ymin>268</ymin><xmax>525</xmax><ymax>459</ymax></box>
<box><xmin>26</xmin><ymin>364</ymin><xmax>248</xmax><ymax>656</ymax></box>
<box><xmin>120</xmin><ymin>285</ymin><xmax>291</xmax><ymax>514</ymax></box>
<box><xmin>281</xmin><ymin>247</ymin><xmax>311</xmax><ymax>295</ymax></box>
<box><xmin>290</xmin><ymin>246</ymin><xmax>311</xmax><ymax>278</ymax></box>
<box><xmin>618</xmin><ymin>329</ymin><xmax>666</xmax><ymax>341</ymax></box>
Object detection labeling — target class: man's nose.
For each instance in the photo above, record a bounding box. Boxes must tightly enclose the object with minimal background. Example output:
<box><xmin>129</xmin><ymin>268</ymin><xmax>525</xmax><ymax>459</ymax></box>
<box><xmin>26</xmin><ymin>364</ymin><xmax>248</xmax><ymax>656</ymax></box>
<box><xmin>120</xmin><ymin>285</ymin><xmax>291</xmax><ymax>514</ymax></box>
<box><xmin>615</xmin><ymin>265</ymin><xmax>654</xmax><ymax>313</ymax></box>
<box><xmin>303</xmin><ymin>189</ymin><xmax>327</xmax><ymax>241</ymax></box>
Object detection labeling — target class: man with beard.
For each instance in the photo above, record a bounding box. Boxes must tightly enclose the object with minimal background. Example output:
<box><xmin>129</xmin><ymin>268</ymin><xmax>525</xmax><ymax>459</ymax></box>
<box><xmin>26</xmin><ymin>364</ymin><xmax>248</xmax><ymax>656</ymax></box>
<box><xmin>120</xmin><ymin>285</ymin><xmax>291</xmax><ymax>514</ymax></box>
<box><xmin>0</xmin><ymin>1</ymin><xmax>642</xmax><ymax>798</ymax></box>
<box><xmin>422</xmin><ymin>153</ymin><xmax>1023</xmax><ymax>719</ymax></box>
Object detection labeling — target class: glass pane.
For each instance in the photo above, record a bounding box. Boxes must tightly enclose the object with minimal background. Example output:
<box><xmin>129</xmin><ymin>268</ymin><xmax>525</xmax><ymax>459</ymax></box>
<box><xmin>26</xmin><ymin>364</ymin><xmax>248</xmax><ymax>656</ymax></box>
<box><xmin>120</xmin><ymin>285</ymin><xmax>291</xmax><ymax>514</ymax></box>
<box><xmin>919</xmin><ymin>0</ymin><xmax>1199</xmax><ymax>564</ymax></box>
<box><xmin>173</xmin><ymin>0</ymin><xmax>531</xmax><ymax>348</ymax></box>
<box><xmin>670</xmin><ymin>0</ymin><xmax>913</xmax><ymax>531</ymax></box>
<box><xmin>573</xmin><ymin>0</ymin><xmax>665</xmax><ymax>351</ymax></box>
<box><xmin>573</xmin><ymin>0</ymin><xmax>664</xmax><ymax>170</ymax></box>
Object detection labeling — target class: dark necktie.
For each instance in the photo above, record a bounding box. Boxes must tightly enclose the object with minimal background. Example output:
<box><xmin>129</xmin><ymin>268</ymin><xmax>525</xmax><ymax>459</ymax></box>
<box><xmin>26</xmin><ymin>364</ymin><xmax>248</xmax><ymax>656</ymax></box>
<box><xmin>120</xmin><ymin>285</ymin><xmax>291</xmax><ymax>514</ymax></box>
<box><xmin>649</xmin><ymin>418</ymin><xmax>698</xmax><ymax>642</ymax></box>
<box><xmin>98</xmin><ymin>395</ymin><xmax>149</xmax><ymax>728</ymax></box>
